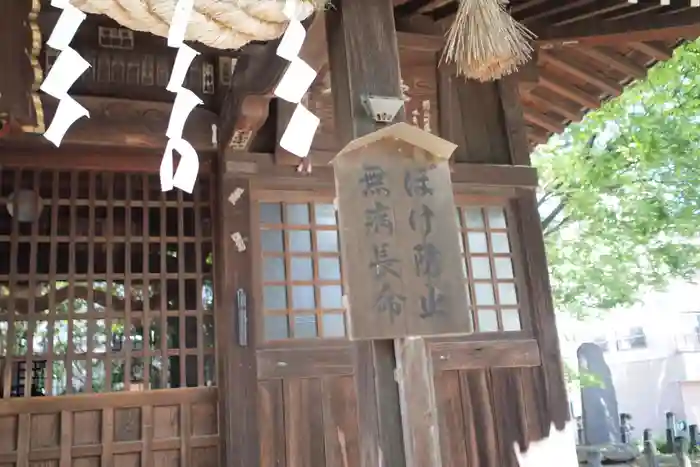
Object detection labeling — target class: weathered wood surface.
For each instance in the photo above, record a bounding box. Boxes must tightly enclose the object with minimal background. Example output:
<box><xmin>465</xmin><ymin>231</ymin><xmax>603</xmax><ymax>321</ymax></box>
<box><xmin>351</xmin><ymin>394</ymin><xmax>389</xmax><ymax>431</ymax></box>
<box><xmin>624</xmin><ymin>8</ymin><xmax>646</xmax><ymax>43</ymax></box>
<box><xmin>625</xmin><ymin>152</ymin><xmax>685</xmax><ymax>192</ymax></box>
<box><xmin>0</xmin><ymin>163</ymin><xmax>220</xmax><ymax>466</ymax></box>
<box><xmin>0</xmin><ymin>0</ymin><xmax>43</xmax><ymax>133</ymax></box>
<box><xmin>326</xmin><ymin>0</ymin><xmax>410</xmax><ymax>466</ymax></box>
<box><xmin>333</xmin><ymin>135</ymin><xmax>469</xmax><ymax>340</ymax></box>
<box><xmin>3</xmin><ymin>96</ymin><xmax>217</xmax><ymax>149</ymax></box>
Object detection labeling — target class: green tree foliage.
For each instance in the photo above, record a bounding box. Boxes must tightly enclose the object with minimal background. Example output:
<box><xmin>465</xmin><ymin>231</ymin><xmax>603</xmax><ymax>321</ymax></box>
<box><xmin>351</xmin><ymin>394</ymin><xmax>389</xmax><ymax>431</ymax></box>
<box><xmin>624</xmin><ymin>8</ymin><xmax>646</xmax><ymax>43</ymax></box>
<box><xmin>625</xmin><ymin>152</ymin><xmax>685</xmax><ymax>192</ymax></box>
<box><xmin>535</xmin><ymin>39</ymin><xmax>700</xmax><ymax>315</ymax></box>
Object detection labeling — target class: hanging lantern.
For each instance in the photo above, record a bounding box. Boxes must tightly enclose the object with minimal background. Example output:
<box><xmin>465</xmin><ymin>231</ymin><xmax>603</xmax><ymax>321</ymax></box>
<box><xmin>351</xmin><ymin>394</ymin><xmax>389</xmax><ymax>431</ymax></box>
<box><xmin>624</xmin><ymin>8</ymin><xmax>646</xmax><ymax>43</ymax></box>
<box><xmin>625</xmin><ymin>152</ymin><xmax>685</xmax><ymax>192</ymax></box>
<box><xmin>6</xmin><ymin>189</ymin><xmax>44</xmax><ymax>223</ymax></box>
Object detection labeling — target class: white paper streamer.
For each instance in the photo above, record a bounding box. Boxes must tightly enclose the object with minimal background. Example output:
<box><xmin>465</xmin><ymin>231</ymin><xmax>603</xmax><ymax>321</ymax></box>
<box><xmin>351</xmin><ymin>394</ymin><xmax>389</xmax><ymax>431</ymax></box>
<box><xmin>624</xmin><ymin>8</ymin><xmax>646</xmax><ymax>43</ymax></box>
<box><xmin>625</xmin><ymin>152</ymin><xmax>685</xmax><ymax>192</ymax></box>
<box><xmin>277</xmin><ymin>19</ymin><xmax>306</xmax><ymax>61</ymax></box>
<box><xmin>274</xmin><ymin>57</ymin><xmax>317</xmax><ymax>104</ymax></box>
<box><xmin>280</xmin><ymin>104</ymin><xmax>320</xmax><ymax>158</ymax></box>
<box><xmin>41</xmin><ymin>0</ymin><xmax>90</xmax><ymax>147</ymax></box>
<box><xmin>160</xmin><ymin>0</ymin><xmax>201</xmax><ymax>194</ymax></box>
<box><xmin>166</xmin><ymin>88</ymin><xmax>203</xmax><ymax>140</ymax></box>
<box><xmin>44</xmin><ymin>97</ymin><xmax>90</xmax><ymax>147</ymax></box>
<box><xmin>275</xmin><ymin>0</ymin><xmax>321</xmax><ymax>158</ymax></box>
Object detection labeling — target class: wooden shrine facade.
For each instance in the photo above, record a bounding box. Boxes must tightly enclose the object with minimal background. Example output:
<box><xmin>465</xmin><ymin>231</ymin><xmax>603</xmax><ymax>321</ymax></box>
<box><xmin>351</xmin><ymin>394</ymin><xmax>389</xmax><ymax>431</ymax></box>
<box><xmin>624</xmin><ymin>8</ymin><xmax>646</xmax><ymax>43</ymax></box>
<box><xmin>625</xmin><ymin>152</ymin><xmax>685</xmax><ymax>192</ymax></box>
<box><xmin>0</xmin><ymin>0</ymin><xmax>696</xmax><ymax>466</ymax></box>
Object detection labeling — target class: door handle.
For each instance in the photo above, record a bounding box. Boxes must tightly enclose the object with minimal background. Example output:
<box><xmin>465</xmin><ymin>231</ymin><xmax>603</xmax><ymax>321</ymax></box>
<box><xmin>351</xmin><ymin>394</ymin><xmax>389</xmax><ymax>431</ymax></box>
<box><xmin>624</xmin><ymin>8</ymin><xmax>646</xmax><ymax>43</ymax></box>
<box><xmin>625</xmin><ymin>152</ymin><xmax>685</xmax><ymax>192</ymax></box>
<box><xmin>236</xmin><ymin>288</ymin><xmax>248</xmax><ymax>347</ymax></box>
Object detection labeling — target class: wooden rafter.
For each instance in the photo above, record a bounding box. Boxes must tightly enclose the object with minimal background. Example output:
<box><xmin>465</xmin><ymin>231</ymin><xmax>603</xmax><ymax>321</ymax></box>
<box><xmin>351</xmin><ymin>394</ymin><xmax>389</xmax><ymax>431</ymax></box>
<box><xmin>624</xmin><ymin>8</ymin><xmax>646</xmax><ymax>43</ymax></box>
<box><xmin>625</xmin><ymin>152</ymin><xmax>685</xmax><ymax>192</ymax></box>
<box><xmin>628</xmin><ymin>41</ymin><xmax>673</xmax><ymax>60</ymax></box>
<box><xmin>540</xmin><ymin>51</ymin><xmax>622</xmax><ymax>96</ymax></box>
<box><xmin>534</xmin><ymin>7</ymin><xmax>700</xmax><ymax>46</ymax></box>
<box><xmin>523</xmin><ymin>108</ymin><xmax>566</xmax><ymax>134</ymax></box>
<box><xmin>522</xmin><ymin>90</ymin><xmax>583</xmax><ymax>122</ymax></box>
<box><xmin>574</xmin><ymin>46</ymin><xmax>647</xmax><ymax>78</ymax></box>
<box><xmin>538</xmin><ymin>73</ymin><xmax>600</xmax><ymax>109</ymax></box>
<box><xmin>546</xmin><ymin>0</ymin><xmax>635</xmax><ymax>27</ymax></box>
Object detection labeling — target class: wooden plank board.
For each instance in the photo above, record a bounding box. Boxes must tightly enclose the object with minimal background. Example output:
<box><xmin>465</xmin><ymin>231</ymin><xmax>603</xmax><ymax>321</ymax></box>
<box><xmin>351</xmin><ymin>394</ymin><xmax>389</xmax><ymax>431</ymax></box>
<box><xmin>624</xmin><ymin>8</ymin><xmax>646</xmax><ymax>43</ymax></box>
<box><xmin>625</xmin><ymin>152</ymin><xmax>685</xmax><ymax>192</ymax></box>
<box><xmin>334</xmin><ymin>136</ymin><xmax>470</xmax><ymax>340</ymax></box>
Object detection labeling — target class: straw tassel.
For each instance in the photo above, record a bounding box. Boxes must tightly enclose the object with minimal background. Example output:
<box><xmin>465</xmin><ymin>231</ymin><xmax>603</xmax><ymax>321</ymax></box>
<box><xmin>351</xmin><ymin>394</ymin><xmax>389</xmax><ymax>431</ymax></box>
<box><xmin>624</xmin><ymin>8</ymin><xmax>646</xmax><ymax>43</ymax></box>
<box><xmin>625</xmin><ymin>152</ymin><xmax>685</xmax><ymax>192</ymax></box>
<box><xmin>442</xmin><ymin>0</ymin><xmax>534</xmax><ymax>82</ymax></box>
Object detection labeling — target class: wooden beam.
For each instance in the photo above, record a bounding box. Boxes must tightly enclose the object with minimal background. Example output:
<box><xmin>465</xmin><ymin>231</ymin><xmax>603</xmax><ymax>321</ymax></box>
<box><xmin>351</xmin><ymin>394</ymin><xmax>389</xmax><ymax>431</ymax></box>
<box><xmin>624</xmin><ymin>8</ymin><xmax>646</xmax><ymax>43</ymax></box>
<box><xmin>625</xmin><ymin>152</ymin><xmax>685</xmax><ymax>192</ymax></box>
<box><xmin>575</xmin><ymin>46</ymin><xmax>647</xmax><ymax>79</ymax></box>
<box><xmin>538</xmin><ymin>73</ymin><xmax>600</xmax><ymax>109</ymax></box>
<box><xmin>218</xmin><ymin>41</ymin><xmax>286</xmax><ymax>153</ymax></box>
<box><xmin>534</xmin><ymin>8</ymin><xmax>700</xmax><ymax>47</ymax></box>
<box><xmin>528</xmin><ymin>126</ymin><xmax>550</xmax><ymax>144</ymax></box>
<box><xmin>513</xmin><ymin>48</ymin><xmax>540</xmax><ymax>92</ymax></box>
<box><xmin>299</xmin><ymin>10</ymin><xmax>329</xmax><ymax>76</ymax></box>
<box><xmin>522</xmin><ymin>90</ymin><xmax>583</xmax><ymax>122</ymax></box>
<box><xmin>430</xmin><ymin>339</ymin><xmax>542</xmax><ymax>371</ymax></box>
<box><xmin>0</xmin><ymin>143</ymin><xmax>214</xmax><ymax>172</ymax></box>
<box><xmin>540</xmin><ymin>51</ymin><xmax>622</xmax><ymax>96</ymax></box>
<box><xmin>523</xmin><ymin>108</ymin><xmax>566</xmax><ymax>134</ymax></box>
<box><xmin>628</xmin><ymin>41</ymin><xmax>673</xmax><ymax>61</ymax></box>
<box><xmin>3</xmin><ymin>96</ymin><xmax>217</xmax><ymax>150</ymax></box>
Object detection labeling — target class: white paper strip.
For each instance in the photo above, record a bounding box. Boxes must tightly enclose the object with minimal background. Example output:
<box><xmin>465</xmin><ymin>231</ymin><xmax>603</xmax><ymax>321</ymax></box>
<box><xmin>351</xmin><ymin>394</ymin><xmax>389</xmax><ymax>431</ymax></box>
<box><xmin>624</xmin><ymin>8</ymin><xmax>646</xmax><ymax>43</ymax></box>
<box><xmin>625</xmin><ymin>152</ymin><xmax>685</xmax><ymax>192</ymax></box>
<box><xmin>274</xmin><ymin>0</ymin><xmax>321</xmax><ymax>159</ymax></box>
<box><xmin>160</xmin><ymin>138</ymin><xmax>200</xmax><ymax>194</ymax></box>
<box><xmin>46</xmin><ymin>4</ymin><xmax>86</xmax><ymax>51</ymax></box>
<box><xmin>50</xmin><ymin>0</ymin><xmax>72</xmax><ymax>8</ymax></box>
<box><xmin>274</xmin><ymin>57</ymin><xmax>317</xmax><ymax>104</ymax></box>
<box><xmin>40</xmin><ymin>48</ymin><xmax>90</xmax><ymax>98</ymax></box>
<box><xmin>277</xmin><ymin>19</ymin><xmax>306</xmax><ymax>62</ymax></box>
<box><xmin>283</xmin><ymin>0</ymin><xmax>314</xmax><ymax>21</ymax></box>
<box><xmin>280</xmin><ymin>104</ymin><xmax>320</xmax><ymax>158</ymax></box>
<box><xmin>166</xmin><ymin>88</ymin><xmax>203</xmax><ymax>140</ymax></box>
<box><xmin>168</xmin><ymin>0</ymin><xmax>195</xmax><ymax>47</ymax></box>
<box><xmin>44</xmin><ymin>97</ymin><xmax>89</xmax><ymax>147</ymax></box>
<box><xmin>171</xmin><ymin>138</ymin><xmax>200</xmax><ymax>194</ymax></box>
<box><xmin>41</xmin><ymin>0</ymin><xmax>90</xmax><ymax>147</ymax></box>
<box><xmin>692</xmin><ymin>0</ymin><xmax>700</xmax><ymax>6</ymax></box>
<box><xmin>167</xmin><ymin>44</ymin><xmax>200</xmax><ymax>93</ymax></box>
<box><xmin>160</xmin><ymin>0</ymin><xmax>201</xmax><ymax>193</ymax></box>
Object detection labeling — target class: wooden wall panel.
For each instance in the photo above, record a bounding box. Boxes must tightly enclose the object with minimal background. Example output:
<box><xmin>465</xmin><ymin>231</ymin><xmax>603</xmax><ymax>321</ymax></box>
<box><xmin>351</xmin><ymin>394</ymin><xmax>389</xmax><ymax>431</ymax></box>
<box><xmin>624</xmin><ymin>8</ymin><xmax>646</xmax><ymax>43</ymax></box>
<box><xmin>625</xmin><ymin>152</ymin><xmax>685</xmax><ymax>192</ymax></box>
<box><xmin>435</xmin><ymin>366</ymin><xmax>550</xmax><ymax>467</ymax></box>
<box><xmin>258</xmin><ymin>375</ymin><xmax>360</xmax><ymax>467</ymax></box>
<box><xmin>0</xmin><ymin>388</ymin><xmax>219</xmax><ymax>467</ymax></box>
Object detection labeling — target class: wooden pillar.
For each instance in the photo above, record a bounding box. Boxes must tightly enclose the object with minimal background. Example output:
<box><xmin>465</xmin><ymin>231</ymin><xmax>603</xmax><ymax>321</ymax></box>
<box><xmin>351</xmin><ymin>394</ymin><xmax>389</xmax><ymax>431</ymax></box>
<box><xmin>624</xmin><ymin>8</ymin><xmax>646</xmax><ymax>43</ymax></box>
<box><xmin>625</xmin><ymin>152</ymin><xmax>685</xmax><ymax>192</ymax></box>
<box><xmin>326</xmin><ymin>1</ymin><xmax>441</xmax><ymax>466</ymax></box>
<box><xmin>498</xmin><ymin>76</ymin><xmax>570</xmax><ymax>431</ymax></box>
<box><xmin>213</xmin><ymin>158</ymin><xmax>260</xmax><ymax>467</ymax></box>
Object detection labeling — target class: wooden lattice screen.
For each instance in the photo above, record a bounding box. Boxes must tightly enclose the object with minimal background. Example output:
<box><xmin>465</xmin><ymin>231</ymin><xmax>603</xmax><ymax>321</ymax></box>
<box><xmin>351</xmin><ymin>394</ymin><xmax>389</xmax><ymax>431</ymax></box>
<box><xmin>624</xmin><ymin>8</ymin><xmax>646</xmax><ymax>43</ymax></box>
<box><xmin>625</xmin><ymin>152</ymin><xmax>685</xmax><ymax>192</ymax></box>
<box><xmin>456</xmin><ymin>201</ymin><xmax>527</xmax><ymax>333</ymax></box>
<box><xmin>0</xmin><ymin>168</ymin><xmax>215</xmax><ymax>398</ymax></box>
<box><xmin>257</xmin><ymin>194</ymin><xmax>529</xmax><ymax>342</ymax></box>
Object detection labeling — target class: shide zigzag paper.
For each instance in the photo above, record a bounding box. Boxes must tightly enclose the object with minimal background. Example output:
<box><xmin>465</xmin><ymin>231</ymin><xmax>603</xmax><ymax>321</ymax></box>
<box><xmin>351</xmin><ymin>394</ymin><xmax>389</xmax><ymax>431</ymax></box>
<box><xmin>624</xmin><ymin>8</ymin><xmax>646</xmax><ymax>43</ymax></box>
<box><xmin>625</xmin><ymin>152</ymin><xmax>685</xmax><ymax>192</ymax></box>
<box><xmin>41</xmin><ymin>0</ymin><xmax>91</xmax><ymax>147</ymax></box>
<box><xmin>275</xmin><ymin>0</ymin><xmax>321</xmax><ymax>159</ymax></box>
<box><xmin>160</xmin><ymin>0</ymin><xmax>203</xmax><ymax>194</ymax></box>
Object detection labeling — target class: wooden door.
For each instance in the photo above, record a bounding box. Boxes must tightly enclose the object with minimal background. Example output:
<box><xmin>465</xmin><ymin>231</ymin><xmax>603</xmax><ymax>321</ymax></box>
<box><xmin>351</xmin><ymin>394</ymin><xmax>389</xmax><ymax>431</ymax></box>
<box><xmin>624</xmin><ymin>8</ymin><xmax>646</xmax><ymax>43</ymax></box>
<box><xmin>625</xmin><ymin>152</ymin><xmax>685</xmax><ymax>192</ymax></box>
<box><xmin>0</xmin><ymin>163</ymin><xmax>220</xmax><ymax>467</ymax></box>
<box><xmin>251</xmin><ymin>188</ymin><xmax>362</xmax><ymax>467</ymax></box>
<box><xmin>433</xmin><ymin>196</ymin><xmax>557</xmax><ymax>467</ymax></box>
<box><xmin>225</xmin><ymin>177</ymin><xmax>563</xmax><ymax>467</ymax></box>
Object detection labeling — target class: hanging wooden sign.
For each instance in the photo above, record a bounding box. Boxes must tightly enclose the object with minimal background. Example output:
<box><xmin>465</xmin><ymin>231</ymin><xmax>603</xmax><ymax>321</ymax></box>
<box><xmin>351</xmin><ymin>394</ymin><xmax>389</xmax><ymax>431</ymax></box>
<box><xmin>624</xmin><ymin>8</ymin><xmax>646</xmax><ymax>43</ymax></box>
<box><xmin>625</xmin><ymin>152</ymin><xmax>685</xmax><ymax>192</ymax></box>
<box><xmin>332</xmin><ymin>123</ymin><xmax>471</xmax><ymax>340</ymax></box>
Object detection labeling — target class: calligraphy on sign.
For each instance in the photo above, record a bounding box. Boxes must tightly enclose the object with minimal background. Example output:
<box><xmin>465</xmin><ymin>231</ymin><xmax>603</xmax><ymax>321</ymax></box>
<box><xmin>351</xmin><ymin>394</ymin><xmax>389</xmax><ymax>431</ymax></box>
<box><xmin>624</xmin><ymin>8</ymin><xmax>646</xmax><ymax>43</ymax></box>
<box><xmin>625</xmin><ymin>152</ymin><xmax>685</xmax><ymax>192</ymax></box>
<box><xmin>332</xmin><ymin>123</ymin><xmax>471</xmax><ymax>340</ymax></box>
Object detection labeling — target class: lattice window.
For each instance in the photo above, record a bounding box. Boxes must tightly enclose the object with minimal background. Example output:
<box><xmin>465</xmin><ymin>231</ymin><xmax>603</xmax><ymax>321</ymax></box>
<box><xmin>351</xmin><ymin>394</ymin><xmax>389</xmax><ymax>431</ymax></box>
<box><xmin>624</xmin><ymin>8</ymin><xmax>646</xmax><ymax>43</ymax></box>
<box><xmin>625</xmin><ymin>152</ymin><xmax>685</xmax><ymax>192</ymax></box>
<box><xmin>98</xmin><ymin>26</ymin><xmax>135</xmax><ymax>50</ymax></box>
<box><xmin>457</xmin><ymin>204</ymin><xmax>523</xmax><ymax>332</ymax></box>
<box><xmin>0</xmin><ymin>169</ymin><xmax>215</xmax><ymax>398</ymax></box>
<box><xmin>259</xmin><ymin>201</ymin><xmax>346</xmax><ymax>341</ymax></box>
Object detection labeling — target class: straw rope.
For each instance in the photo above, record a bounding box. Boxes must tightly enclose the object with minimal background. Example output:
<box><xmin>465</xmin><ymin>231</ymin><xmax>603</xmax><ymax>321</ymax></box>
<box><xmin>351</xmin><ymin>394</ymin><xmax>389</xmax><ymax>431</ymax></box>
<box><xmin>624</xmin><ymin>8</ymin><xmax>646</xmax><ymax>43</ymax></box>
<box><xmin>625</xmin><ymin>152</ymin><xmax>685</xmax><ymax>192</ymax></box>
<box><xmin>443</xmin><ymin>0</ymin><xmax>534</xmax><ymax>82</ymax></box>
<box><xmin>69</xmin><ymin>0</ymin><xmax>316</xmax><ymax>50</ymax></box>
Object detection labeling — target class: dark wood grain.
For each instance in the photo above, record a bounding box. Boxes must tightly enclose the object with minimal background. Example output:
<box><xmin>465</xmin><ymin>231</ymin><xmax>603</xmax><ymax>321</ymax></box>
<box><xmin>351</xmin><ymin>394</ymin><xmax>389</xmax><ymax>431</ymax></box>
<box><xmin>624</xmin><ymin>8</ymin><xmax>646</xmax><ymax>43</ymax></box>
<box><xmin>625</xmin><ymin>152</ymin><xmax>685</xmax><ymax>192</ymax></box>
<box><xmin>0</xmin><ymin>0</ymin><xmax>43</xmax><ymax>132</ymax></box>
<box><xmin>326</xmin><ymin>1</ymin><xmax>407</xmax><ymax>467</ymax></box>
<box><xmin>431</xmin><ymin>339</ymin><xmax>541</xmax><ymax>371</ymax></box>
<box><xmin>215</xmin><ymin>171</ymin><xmax>260</xmax><ymax>467</ymax></box>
